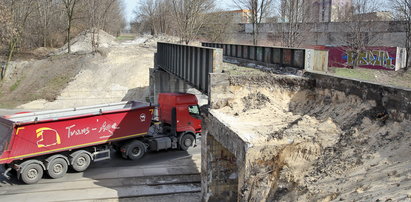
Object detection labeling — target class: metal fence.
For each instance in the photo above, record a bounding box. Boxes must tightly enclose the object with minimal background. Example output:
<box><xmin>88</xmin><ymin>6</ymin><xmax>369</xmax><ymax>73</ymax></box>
<box><xmin>156</xmin><ymin>42</ymin><xmax>216</xmax><ymax>95</ymax></box>
<box><xmin>202</xmin><ymin>42</ymin><xmax>306</xmax><ymax>69</ymax></box>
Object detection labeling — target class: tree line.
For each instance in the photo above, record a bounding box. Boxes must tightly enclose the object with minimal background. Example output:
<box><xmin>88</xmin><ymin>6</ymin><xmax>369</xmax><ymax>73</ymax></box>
<box><xmin>132</xmin><ymin>0</ymin><xmax>236</xmax><ymax>44</ymax></box>
<box><xmin>0</xmin><ymin>0</ymin><xmax>125</xmax><ymax>54</ymax></box>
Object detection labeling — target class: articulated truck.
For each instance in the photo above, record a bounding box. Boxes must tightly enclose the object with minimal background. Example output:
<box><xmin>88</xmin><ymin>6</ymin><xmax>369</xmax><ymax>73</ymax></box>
<box><xmin>0</xmin><ymin>93</ymin><xmax>201</xmax><ymax>184</ymax></box>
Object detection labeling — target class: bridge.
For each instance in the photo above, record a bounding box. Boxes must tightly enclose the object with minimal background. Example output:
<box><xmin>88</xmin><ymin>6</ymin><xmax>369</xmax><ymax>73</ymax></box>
<box><xmin>150</xmin><ymin>42</ymin><xmax>411</xmax><ymax>201</ymax></box>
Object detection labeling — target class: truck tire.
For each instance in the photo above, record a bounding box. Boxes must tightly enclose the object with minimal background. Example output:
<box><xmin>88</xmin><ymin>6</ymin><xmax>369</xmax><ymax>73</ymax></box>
<box><xmin>47</xmin><ymin>158</ymin><xmax>68</xmax><ymax>179</ymax></box>
<box><xmin>21</xmin><ymin>163</ymin><xmax>43</xmax><ymax>184</ymax></box>
<box><xmin>72</xmin><ymin>152</ymin><xmax>91</xmax><ymax>172</ymax></box>
<box><xmin>125</xmin><ymin>140</ymin><xmax>146</xmax><ymax>160</ymax></box>
<box><xmin>179</xmin><ymin>133</ymin><xmax>195</xmax><ymax>151</ymax></box>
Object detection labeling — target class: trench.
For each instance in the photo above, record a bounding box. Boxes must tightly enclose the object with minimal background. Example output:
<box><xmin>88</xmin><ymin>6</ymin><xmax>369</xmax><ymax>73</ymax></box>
<box><xmin>204</xmin><ymin>69</ymin><xmax>411</xmax><ymax>201</ymax></box>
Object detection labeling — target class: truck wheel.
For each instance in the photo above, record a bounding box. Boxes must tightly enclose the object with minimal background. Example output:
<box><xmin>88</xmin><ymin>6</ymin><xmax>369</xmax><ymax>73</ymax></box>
<box><xmin>72</xmin><ymin>152</ymin><xmax>91</xmax><ymax>172</ymax></box>
<box><xmin>126</xmin><ymin>140</ymin><xmax>146</xmax><ymax>160</ymax></box>
<box><xmin>47</xmin><ymin>158</ymin><xmax>68</xmax><ymax>179</ymax></box>
<box><xmin>179</xmin><ymin>134</ymin><xmax>195</xmax><ymax>151</ymax></box>
<box><xmin>21</xmin><ymin>163</ymin><xmax>43</xmax><ymax>184</ymax></box>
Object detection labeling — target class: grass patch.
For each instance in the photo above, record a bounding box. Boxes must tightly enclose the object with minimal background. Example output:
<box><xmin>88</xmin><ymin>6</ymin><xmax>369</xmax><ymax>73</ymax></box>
<box><xmin>9</xmin><ymin>79</ymin><xmax>21</xmax><ymax>92</ymax></box>
<box><xmin>333</xmin><ymin>68</ymin><xmax>377</xmax><ymax>82</ymax></box>
<box><xmin>222</xmin><ymin>63</ymin><xmax>266</xmax><ymax>76</ymax></box>
<box><xmin>331</xmin><ymin>67</ymin><xmax>411</xmax><ymax>89</ymax></box>
<box><xmin>0</xmin><ymin>102</ymin><xmax>19</xmax><ymax>108</ymax></box>
<box><xmin>42</xmin><ymin>75</ymin><xmax>72</xmax><ymax>101</ymax></box>
<box><xmin>116</xmin><ymin>35</ymin><xmax>136</xmax><ymax>41</ymax></box>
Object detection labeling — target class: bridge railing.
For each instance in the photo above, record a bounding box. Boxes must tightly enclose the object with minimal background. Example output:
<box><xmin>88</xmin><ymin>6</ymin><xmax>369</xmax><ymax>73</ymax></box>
<box><xmin>202</xmin><ymin>42</ymin><xmax>306</xmax><ymax>70</ymax></box>
<box><xmin>156</xmin><ymin>42</ymin><xmax>222</xmax><ymax>95</ymax></box>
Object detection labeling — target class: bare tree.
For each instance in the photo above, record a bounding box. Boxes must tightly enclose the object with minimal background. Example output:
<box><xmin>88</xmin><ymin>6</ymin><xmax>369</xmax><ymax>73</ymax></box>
<box><xmin>86</xmin><ymin>0</ymin><xmax>118</xmax><ymax>52</ymax></box>
<box><xmin>233</xmin><ymin>0</ymin><xmax>274</xmax><ymax>45</ymax></box>
<box><xmin>0</xmin><ymin>0</ymin><xmax>35</xmax><ymax>78</ymax></box>
<box><xmin>136</xmin><ymin>0</ymin><xmax>159</xmax><ymax>35</ymax></box>
<box><xmin>0</xmin><ymin>3</ymin><xmax>17</xmax><ymax>51</ymax></box>
<box><xmin>171</xmin><ymin>0</ymin><xmax>215</xmax><ymax>44</ymax></box>
<box><xmin>391</xmin><ymin>0</ymin><xmax>411</xmax><ymax>71</ymax></box>
<box><xmin>0</xmin><ymin>2</ymin><xmax>18</xmax><ymax>79</ymax></box>
<box><xmin>133</xmin><ymin>0</ymin><xmax>174</xmax><ymax>35</ymax></box>
<box><xmin>277</xmin><ymin>0</ymin><xmax>314</xmax><ymax>47</ymax></box>
<box><xmin>35</xmin><ymin>0</ymin><xmax>54</xmax><ymax>47</ymax></box>
<box><xmin>0</xmin><ymin>0</ymin><xmax>124</xmax><ymax>55</ymax></box>
<box><xmin>200</xmin><ymin>11</ymin><xmax>235</xmax><ymax>42</ymax></box>
<box><xmin>336</xmin><ymin>0</ymin><xmax>379</xmax><ymax>68</ymax></box>
<box><xmin>62</xmin><ymin>0</ymin><xmax>78</xmax><ymax>53</ymax></box>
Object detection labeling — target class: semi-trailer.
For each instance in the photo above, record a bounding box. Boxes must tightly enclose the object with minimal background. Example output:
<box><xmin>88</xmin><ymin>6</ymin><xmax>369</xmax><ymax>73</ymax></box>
<box><xmin>0</xmin><ymin>93</ymin><xmax>201</xmax><ymax>184</ymax></box>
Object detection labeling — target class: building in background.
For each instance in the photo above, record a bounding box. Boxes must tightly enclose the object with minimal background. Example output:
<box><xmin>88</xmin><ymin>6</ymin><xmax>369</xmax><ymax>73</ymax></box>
<box><xmin>218</xmin><ymin>9</ymin><xmax>251</xmax><ymax>24</ymax></box>
<box><xmin>354</xmin><ymin>11</ymin><xmax>393</xmax><ymax>21</ymax></box>
<box><xmin>281</xmin><ymin>0</ymin><xmax>352</xmax><ymax>22</ymax></box>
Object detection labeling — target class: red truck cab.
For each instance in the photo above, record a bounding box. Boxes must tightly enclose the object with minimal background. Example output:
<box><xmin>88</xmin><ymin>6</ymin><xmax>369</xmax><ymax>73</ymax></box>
<box><xmin>158</xmin><ymin>93</ymin><xmax>202</xmax><ymax>134</ymax></box>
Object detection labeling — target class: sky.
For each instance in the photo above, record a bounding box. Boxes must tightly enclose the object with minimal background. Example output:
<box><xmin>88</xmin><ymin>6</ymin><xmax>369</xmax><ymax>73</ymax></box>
<box><xmin>122</xmin><ymin>0</ymin><xmax>233</xmax><ymax>23</ymax></box>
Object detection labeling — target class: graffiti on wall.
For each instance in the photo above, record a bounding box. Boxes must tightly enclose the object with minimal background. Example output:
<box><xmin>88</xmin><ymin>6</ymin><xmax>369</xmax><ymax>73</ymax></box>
<box><xmin>327</xmin><ymin>47</ymin><xmax>398</xmax><ymax>71</ymax></box>
<box><xmin>345</xmin><ymin>50</ymin><xmax>394</xmax><ymax>69</ymax></box>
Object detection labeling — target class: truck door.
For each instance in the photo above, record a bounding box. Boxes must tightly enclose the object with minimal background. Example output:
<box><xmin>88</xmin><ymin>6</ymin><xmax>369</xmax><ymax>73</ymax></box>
<box><xmin>175</xmin><ymin>105</ymin><xmax>201</xmax><ymax>133</ymax></box>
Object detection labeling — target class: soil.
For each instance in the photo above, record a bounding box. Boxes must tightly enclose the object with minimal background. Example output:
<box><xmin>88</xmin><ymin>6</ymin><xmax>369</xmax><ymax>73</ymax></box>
<box><xmin>54</xmin><ymin>29</ymin><xmax>118</xmax><ymax>55</ymax></box>
<box><xmin>0</xmin><ymin>32</ymin><xmax>179</xmax><ymax>109</ymax></box>
<box><xmin>0</xmin><ymin>54</ymin><xmax>96</xmax><ymax>108</ymax></box>
<box><xmin>212</xmin><ymin>69</ymin><xmax>411</xmax><ymax>201</ymax></box>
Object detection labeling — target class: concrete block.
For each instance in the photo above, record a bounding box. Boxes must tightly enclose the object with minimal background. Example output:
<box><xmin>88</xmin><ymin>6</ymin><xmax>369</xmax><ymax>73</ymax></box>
<box><xmin>305</xmin><ymin>49</ymin><xmax>329</xmax><ymax>72</ymax></box>
<box><xmin>396</xmin><ymin>47</ymin><xmax>407</xmax><ymax>71</ymax></box>
<box><xmin>212</xmin><ymin>49</ymin><xmax>224</xmax><ymax>73</ymax></box>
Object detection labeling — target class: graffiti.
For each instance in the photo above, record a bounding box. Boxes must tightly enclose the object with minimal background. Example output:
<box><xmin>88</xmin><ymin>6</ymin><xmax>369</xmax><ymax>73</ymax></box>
<box><xmin>326</xmin><ymin>46</ymin><xmax>399</xmax><ymax>71</ymax></box>
<box><xmin>36</xmin><ymin>127</ymin><xmax>61</xmax><ymax>148</ymax></box>
<box><xmin>345</xmin><ymin>50</ymin><xmax>394</xmax><ymax>69</ymax></box>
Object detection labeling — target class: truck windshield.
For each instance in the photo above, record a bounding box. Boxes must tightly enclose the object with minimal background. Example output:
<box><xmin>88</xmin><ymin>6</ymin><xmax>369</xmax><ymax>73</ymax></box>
<box><xmin>0</xmin><ymin>122</ymin><xmax>12</xmax><ymax>156</ymax></box>
<box><xmin>188</xmin><ymin>105</ymin><xmax>200</xmax><ymax>117</ymax></box>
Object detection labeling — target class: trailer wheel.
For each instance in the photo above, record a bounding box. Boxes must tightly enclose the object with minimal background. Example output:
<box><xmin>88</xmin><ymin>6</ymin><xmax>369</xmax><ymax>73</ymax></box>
<box><xmin>179</xmin><ymin>133</ymin><xmax>195</xmax><ymax>151</ymax></box>
<box><xmin>47</xmin><ymin>158</ymin><xmax>68</xmax><ymax>179</ymax></box>
<box><xmin>21</xmin><ymin>163</ymin><xmax>43</xmax><ymax>184</ymax></box>
<box><xmin>125</xmin><ymin>140</ymin><xmax>146</xmax><ymax>160</ymax></box>
<box><xmin>72</xmin><ymin>152</ymin><xmax>91</xmax><ymax>172</ymax></box>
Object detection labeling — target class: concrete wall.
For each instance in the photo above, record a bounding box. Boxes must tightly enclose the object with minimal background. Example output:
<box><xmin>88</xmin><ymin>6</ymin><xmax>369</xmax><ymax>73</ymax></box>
<box><xmin>304</xmin><ymin>72</ymin><xmax>411</xmax><ymax>120</ymax></box>
<box><xmin>149</xmin><ymin>68</ymin><xmax>189</xmax><ymax>104</ymax></box>
<box><xmin>235</xmin><ymin>21</ymin><xmax>408</xmax><ymax>47</ymax></box>
<box><xmin>201</xmin><ymin>130</ymin><xmax>239</xmax><ymax>202</ymax></box>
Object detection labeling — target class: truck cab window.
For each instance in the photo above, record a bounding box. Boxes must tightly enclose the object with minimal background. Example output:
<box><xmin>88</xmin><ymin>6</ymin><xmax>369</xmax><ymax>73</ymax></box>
<box><xmin>188</xmin><ymin>105</ymin><xmax>200</xmax><ymax>116</ymax></box>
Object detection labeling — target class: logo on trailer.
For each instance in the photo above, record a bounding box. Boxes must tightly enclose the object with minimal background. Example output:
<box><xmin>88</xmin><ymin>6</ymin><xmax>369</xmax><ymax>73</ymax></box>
<box><xmin>36</xmin><ymin>127</ymin><xmax>61</xmax><ymax>148</ymax></box>
<box><xmin>140</xmin><ymin>113</ymin><xmax>146</xmax><ymax>122</ymax></box>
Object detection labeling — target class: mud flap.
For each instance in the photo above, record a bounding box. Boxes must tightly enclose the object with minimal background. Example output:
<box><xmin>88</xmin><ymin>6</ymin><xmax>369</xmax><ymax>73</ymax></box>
<box><xmin>2</xmin><ymin>167</ymin><xmax>12</xmax><ymax>180</ymax></box>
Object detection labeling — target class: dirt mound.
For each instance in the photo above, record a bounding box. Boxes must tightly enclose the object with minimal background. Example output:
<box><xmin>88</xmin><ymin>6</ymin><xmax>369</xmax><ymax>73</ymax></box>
<box><xmin>31</xmin><ymin>47</ymin><xmax>57</xmax><ymax>57</ymax></box>
<box><xmin>55</xmin><ymin>29</ymin><xmax>117</xmax><ymax>54</ymax></box>
<box><xmin>241</xmin><ymin>92</ymin><xmax>270</xmax><ymax>112</ymax></box>
<box><xmin>19</xmin><ymin>40</ymin><xmax>154</xmax><ymax>109</ymax></box>
<box><xmin>0</xmin><ymin>54</ymin><xmax>94</xmax><ymax>108</ymax></box>
<box><xmin>214</xmin><ymin>73</ymin><xmax>411</xmax><ymax>201</ymax></box>
<box><xmin>126</xmin><ymin>34</ymin><xmax>180</xmax><ymax>48</ymax></box>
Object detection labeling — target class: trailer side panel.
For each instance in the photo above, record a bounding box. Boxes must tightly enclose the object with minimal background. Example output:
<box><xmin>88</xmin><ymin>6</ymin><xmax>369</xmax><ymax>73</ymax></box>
<box><xmin>0</xmin><ymin>107</ymin><xmax>153</xmax><ymax>164</ymax></box>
